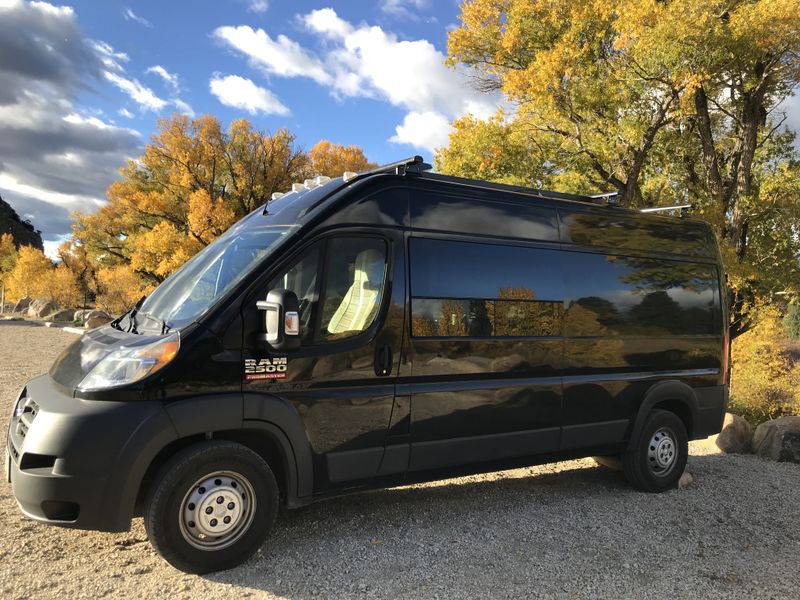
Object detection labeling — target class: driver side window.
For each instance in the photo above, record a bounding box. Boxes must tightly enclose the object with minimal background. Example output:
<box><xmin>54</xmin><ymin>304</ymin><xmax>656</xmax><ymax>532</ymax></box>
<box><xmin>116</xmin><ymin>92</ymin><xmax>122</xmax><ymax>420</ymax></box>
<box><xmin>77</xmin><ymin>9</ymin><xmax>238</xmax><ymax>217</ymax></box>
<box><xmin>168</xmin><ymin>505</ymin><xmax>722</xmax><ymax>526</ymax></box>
<box><xmin>267</xmin><ymin>236</ymin><xmax>388</xmax><ymax>344</ymax></box>
<box><xmin>267</xmin><ymin>246</ymin><xmax>320</xmax><ymax>342</ymax></box>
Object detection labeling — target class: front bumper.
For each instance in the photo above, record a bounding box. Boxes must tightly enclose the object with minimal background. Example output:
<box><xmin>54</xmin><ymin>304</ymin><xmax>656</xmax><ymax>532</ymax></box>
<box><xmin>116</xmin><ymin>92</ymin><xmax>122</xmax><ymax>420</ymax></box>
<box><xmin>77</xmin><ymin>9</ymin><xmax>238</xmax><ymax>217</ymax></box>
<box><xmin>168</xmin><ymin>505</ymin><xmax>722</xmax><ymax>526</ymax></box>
<box><xmin>6</xmin><ymin>375</ymin><xmax>177</xmax><ymax>531</ymax></box>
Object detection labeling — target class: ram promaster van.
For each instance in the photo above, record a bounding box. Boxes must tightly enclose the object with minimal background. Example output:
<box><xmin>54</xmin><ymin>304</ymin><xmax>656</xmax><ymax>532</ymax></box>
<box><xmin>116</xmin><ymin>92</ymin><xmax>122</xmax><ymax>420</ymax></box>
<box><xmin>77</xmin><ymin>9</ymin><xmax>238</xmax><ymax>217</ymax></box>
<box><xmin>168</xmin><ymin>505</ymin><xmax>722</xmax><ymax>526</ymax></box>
<box><xmin>6</xmin><ymin>157</ymin><xmax>729</xmax><ymax>573</ymax></box>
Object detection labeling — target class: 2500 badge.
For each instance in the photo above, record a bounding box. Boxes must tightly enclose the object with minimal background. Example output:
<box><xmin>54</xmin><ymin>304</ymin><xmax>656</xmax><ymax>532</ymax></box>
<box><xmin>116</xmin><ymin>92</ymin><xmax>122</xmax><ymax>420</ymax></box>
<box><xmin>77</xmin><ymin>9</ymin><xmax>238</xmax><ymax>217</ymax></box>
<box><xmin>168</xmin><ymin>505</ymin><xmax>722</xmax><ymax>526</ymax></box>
<box><xmin>244</xmin><ymin>357</ymin><xmax>288</xmax><ymax>381</ymax></box>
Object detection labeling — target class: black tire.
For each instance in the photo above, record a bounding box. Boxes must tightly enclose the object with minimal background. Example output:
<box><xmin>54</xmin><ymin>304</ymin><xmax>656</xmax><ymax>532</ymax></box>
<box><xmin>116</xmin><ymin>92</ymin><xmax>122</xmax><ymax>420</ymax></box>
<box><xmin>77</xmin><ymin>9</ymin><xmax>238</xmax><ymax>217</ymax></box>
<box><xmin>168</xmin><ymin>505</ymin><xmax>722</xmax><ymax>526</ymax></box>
<box><xmin>622</xmin><ymin>409</ymin><xmax>688</xmax><ymax>493</ymax></box>
<box><xmin>144</xmin><ymin>441</ymin><xmax>279</xmax><ymax>574</ymax></box>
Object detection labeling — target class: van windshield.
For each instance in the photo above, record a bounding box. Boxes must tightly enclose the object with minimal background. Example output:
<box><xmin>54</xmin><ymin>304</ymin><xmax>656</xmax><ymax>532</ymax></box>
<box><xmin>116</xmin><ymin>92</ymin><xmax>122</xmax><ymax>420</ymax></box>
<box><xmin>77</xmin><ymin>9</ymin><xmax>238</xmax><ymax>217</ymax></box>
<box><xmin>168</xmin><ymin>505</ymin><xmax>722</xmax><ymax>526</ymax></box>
<box><xmin>137</xmin><ymin>221</ymin><xmax>296</xmax><ymax>331</ymax></box>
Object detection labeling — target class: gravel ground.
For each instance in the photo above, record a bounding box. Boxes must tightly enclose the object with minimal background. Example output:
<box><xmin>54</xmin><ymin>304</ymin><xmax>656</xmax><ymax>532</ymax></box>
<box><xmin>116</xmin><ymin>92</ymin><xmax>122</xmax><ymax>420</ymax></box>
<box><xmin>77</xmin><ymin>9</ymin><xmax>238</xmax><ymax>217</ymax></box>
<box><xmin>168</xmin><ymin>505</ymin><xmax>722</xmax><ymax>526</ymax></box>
<box><xmin>1</xmin><ymin>322</ymin><xmax>799</xmax><ymax>600</ymax></box>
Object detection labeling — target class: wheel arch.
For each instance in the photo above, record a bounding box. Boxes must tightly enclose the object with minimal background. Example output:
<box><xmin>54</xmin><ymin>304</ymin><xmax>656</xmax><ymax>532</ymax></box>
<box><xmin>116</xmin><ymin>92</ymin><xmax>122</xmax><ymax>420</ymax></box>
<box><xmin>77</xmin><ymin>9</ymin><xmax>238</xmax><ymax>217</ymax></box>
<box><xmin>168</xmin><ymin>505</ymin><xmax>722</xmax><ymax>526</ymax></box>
<box><xmin>627</xmin><ymin>380</ymin><xmax>699</xmax><ymax>450</ymax></box>
<box><xmin>135</xmin><ymin>393</ymin><xmax>314</xmax><ymax>518</ymax></box>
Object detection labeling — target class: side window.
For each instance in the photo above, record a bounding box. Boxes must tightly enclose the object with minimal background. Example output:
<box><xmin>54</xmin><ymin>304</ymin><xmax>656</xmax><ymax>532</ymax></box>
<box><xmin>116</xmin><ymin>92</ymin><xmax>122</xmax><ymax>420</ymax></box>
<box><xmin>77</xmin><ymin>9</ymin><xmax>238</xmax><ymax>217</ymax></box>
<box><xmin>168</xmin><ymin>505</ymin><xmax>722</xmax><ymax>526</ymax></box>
<box><xmin>319</xmin><ymin>237</ymin><xmax>388</xmax><ymax>341</ymax></box>
<box><xmin>268</xmin><ymin>246</ymin><xmax>321</xmax><ymax>342</ymax></box>
<box><xmin>409</xmin><ymin>238</ymin><xmax>565</xmax><ymax>338</ymax></box>
<box><xmin>562</xmin><ymin>252</ymin><xmax>720</xmax><ymax>336</ymax></box>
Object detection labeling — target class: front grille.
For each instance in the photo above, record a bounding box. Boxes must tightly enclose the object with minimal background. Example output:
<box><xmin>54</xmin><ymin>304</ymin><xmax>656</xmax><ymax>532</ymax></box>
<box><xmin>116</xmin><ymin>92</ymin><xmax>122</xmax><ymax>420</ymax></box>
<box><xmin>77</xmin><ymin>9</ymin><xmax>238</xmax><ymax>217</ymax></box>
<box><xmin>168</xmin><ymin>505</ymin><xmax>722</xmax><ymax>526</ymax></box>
<box><xmin>8</xmin><ymin>389</ymin><xmax>38</xmax><ymax>465</ymax></box>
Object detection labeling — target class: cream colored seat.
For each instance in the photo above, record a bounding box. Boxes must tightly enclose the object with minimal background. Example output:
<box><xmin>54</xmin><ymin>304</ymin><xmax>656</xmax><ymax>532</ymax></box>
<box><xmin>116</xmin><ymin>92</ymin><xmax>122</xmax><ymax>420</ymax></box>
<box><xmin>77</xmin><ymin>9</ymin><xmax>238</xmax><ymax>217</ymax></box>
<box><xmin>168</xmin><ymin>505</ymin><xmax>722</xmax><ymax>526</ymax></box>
<box><xmin>326</xmin><ymin>249</ymin><xmax>384</xmax><ymax>335</ymax></box>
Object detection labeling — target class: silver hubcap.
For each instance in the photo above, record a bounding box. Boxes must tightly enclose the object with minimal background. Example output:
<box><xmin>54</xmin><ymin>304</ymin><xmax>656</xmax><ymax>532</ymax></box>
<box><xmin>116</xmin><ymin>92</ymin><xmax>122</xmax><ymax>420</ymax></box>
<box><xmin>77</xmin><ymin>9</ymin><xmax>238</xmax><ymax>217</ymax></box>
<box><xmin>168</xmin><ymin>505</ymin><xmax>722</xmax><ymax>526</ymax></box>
<box><xmin>178</xmin><ymin>470</ymin><xmax>256</xmax><ymax>551</ymax></box>
<box><xmin>647</xmin><ymin>428</ymin><xmax>677</xmax><ymax>476</ymax></box>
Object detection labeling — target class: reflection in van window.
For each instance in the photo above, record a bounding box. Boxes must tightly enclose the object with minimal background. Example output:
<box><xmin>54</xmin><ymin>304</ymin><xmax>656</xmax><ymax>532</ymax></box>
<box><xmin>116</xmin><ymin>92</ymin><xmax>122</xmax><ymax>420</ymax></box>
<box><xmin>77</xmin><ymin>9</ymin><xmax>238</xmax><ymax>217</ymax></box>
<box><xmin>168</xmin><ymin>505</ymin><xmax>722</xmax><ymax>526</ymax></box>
<box><xmin>411</xmin><ymin>297</ymin><xmax>564</xmax><ymax>338</ymax></box>
<box><xmin>560</xmin><ymin>211</ymin><xmax>714</xmax><ymax>258</ymax></box>
<box><xmin>410</xmin><ymin>238</ymin><xmax>565</xmax><ymax>338</ymax></box>
<box><xmin>411</xmin><ymin>192</ymin><xmax>558</xmax><ymax>241</ymax></box>
<box><xmin>563</xmin><ymin>253</ymin><xmax>719</xmax><ymax>336</ymax></box>
<box><xmin>410</xmin><ymin>238</ymin><xmax>563</xmax><ymax>300</ymax></box>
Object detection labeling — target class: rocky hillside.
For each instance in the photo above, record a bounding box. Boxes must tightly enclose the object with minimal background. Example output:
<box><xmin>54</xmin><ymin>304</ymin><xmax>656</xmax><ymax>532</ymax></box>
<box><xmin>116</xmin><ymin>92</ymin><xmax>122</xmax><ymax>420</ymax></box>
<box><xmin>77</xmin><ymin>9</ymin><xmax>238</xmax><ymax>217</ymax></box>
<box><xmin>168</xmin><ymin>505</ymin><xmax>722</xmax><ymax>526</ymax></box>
<box><xmin>0</xmin><ymin>193</ymin><xmax>43</xmax><ymax>249</ymax></box>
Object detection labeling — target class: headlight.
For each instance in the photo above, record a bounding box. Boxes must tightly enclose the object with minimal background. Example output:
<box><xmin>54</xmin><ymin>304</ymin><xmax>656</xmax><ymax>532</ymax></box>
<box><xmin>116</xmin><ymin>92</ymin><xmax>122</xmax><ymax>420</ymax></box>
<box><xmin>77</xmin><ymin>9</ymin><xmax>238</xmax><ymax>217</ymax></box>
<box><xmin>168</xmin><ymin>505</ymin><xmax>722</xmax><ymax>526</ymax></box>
<box><xmin>78</xmin><ymin>332</ymin><xmax>180</xmax><ymax>391</ymax></box>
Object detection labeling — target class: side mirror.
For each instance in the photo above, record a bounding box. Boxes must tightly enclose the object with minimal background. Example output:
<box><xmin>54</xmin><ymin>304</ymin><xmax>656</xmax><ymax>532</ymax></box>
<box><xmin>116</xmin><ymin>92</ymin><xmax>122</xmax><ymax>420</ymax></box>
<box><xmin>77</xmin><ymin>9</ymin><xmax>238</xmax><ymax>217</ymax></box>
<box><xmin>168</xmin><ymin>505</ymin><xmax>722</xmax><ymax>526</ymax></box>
<box><xmin>256</xmin><ymin>289</ymin><xmax>301</xmax><ymax>352</ymax></box>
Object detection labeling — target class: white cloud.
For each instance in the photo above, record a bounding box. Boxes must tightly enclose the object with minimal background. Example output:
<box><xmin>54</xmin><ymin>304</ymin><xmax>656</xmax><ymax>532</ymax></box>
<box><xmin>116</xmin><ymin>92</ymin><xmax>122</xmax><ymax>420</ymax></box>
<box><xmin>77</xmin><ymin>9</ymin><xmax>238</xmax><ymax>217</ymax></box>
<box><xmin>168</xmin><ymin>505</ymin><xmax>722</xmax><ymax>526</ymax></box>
<box><xmin>172</xmin><ymin>98</ymin><xmax>195</xmax><ymax>117</ymax></box>
<box><xmin>215</xmin><ymin>10</ymin><xmax>500</xmax><ymax>154</ymax></box>
<box><xmin>247</xmin><ymin>0</ymin><xmax>268</xmax><ymax>13</ymax></box>
<box><xmin>209</xmin><ymin>74</ymin><xmax>289</xmax><ymax>116</ymax></box>
<box><xmin>118</xmin><ymin>107</ymin><xmax>134</xmax><ymax>118</ymax></box>
<box><xmin>213</xmin><ymin>25</ymin><xmax>331</xmax><ymax>85</ymax></box>
<box><xmin>389</xmin><ymin>111</ymin><xmax>452</xmax><ymax>153</ymax></box>
<box><xmin>122</xmin><ymin>7</ymin><xmax>152</xmax><ymax>28</ymax></box>
<box><xmin>380</xmin><ymin>0</ymin><xmax>428</xmax><ymax>17</ymax></box>
<box><xmin>104</xmin><ymin>71</ymin><xmax>167</xmax><ymax>111</ymax></box>
<box><xmin>146</xmin><ymin>65</ymin><xmax>179</xmax><ymax>91</ymax></box>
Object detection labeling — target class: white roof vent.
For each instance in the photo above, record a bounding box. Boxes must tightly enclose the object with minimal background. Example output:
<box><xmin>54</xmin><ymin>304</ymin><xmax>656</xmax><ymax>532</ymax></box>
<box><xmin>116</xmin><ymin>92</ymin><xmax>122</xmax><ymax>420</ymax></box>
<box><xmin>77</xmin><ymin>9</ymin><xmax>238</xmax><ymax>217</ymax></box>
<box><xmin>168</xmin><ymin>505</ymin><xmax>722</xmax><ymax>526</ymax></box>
<box><xmin>303</xmin><ymin>178</ymin><xmax>317</xmax><ymax>190</ymax></box>
<box><xmin>314</xmin><ymin>175</ymin><xmax>332</xmax><ymax>186</ymax></box>
<box><xmin>271</xmin><ymin>192</ymin><xmax>285</xmax><ymax>201</ymax></box>
<box><xmin>342</xmin><ymin>171</ymin><xmax>357</xmax><ymax>182</ymax></box>
<box><xmin>292</xmin><ymin>183</ymin><xmax>305</xmax><ymax>192</ymax></box>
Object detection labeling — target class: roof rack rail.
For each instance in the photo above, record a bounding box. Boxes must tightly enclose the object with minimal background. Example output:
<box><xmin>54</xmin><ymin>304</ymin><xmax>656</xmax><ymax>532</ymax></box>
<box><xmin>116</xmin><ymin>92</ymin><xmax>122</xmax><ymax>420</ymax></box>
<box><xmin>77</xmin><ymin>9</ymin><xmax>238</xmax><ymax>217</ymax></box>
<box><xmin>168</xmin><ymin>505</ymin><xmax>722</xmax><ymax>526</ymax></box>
<box><xmin>343</xmin><ymin>155</ymin><xmax>432</xmax><ymax>183</ymax></box>
<box><xmin>640</xmin><ymin>204</ymin><xmax>692</xmax><ymax>217</ymax></box>
<box><xmin>589</xmin><ymin>191</ymin><xmax>620</xmax><ymax>206</ymax></box>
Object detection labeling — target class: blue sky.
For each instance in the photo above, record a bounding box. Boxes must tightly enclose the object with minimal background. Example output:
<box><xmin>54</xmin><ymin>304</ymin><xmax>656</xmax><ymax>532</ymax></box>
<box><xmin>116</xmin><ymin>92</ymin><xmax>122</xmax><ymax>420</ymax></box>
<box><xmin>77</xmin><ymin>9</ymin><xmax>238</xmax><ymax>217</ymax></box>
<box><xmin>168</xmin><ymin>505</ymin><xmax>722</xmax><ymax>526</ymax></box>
<box><xmin>0</xmin><ymin>0</ymin><xmax>500</xmax><ymax>254</ymax></box>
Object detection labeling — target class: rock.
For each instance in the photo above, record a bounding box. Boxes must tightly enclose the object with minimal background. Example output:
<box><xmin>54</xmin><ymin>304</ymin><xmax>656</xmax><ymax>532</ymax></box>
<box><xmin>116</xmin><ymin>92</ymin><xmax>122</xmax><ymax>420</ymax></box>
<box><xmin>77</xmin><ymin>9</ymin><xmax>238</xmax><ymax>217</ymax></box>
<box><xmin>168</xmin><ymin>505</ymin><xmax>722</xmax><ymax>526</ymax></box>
<box><xmin>715</xmin><ymin>413</ymin><xmax>753</xmax><ymax>454</ymax></box>
<box><xmin>752</xmin><ymin>416</ymin><xmax>800</xmax><ymax>463</ymax></box>
<box><xmin>13</xmin><ymin>296</ymin><xmax>32</xmax><ymax>313</ymax></box>
<box><xmin>678</xmin><ymin>471</ymin><xmax>694</xmax><ymax>489</ymax></box>
<box><xmin>27</xmin><ymin>299</ymin><xmax>57</xmax><ymax>319</ymax></box>
<box><xmin>85</xmin><ymin>311</ymin><xmax>112</xmax><ymax>329</ymax></box>
<box><xmin>49</xmin><ymin>309</ymin><xmax>75</xmax><ymax>322</ymax></box>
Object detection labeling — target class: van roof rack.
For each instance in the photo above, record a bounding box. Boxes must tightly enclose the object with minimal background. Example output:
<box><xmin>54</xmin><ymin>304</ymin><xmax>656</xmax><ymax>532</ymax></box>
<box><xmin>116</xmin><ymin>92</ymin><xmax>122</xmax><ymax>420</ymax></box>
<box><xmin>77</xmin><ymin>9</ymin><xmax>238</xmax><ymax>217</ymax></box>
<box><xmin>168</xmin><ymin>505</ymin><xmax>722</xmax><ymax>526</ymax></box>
<box><xmin>343</xmin><ymin>155</ymin><xmax>432</xmax><ymax>183</ymax></box>
<box><xmin>640</xmin><ymin>204</ymin><xmax>692</xmax><ymax>217</ymax></box>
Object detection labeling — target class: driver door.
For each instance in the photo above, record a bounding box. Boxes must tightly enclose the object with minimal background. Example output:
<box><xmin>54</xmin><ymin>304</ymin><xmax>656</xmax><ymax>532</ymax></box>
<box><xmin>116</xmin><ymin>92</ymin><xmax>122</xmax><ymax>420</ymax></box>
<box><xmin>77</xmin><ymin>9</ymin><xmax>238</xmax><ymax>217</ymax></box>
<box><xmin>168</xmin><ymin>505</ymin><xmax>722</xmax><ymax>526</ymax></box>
<box><xmin>242</xmin><ymin>231</ymin><xmax>405</xmax><ymax>493</ymax></box>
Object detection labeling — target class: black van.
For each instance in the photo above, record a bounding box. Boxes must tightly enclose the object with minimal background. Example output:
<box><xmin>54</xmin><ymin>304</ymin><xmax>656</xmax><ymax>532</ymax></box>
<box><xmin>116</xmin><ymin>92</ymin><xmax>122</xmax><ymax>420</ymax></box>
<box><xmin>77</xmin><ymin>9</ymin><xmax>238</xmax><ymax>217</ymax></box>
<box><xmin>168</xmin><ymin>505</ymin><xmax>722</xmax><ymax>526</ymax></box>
<box><xmin>6</xmin><ymin>156</ymin><xmax>729</xmax><ymax>573</ymax></box>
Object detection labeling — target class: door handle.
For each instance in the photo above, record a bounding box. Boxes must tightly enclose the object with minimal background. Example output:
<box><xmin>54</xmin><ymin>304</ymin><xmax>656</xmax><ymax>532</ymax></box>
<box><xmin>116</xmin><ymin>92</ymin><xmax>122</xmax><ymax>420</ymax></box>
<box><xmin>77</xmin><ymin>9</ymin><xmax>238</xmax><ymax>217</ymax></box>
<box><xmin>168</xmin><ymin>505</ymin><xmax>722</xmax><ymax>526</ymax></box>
<box><xmin>374</xmin><ymin>344</ymin><xmax>393</xmax><ymax>377</ymax></box>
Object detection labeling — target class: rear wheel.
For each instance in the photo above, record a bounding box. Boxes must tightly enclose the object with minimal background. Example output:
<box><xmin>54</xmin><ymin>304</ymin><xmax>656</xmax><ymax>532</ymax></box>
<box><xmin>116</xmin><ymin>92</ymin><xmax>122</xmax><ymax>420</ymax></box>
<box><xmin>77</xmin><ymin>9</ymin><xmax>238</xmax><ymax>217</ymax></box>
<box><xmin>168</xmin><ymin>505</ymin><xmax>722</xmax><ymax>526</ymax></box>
<box><xmin>144</xmin><ymin>441</ymin><xmax>279</xmax><ymax>573</ymax></box>
<box><xmin>622</xmin><ymin>409</ymin><xmax>687</xmax><ymax>492</ymax></box>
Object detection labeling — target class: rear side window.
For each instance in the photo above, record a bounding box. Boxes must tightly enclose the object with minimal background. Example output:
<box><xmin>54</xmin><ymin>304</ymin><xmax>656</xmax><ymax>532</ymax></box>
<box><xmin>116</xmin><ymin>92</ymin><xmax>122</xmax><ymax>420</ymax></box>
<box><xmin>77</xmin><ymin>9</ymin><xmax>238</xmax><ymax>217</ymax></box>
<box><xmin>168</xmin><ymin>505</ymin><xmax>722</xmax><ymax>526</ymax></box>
<box><xmin>560</xmin><ymin>210</ymin><xmax>715</xmax><ymax>258</ymax></box>
<box><xmin>410</xmin><ymin>238</ymin><xmax>564</xmax><ymax>338</ymax></box>
<box><xmin>562</xmin><ymin>252</ymin><xmax>720</xmax><ymax>336</ymax></box>
<box><xmin>411</xmin><ymin>191</ymin><xmax>558</xmax><ymax>242</ymax></box>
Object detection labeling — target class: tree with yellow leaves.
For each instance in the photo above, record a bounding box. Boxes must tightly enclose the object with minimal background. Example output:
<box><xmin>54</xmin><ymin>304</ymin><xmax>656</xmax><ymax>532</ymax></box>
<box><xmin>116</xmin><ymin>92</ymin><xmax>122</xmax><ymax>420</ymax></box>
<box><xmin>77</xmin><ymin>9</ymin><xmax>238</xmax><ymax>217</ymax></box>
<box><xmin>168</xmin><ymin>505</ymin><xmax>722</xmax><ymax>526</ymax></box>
<box><xmin>308</xmin><ymin>140</ymin><xmax>376</xmax><ymax>177</ymax></box>
<box><xmin>71</xmin><ymin>115</ymin><xmax>313</xmax><ymax>284</ymax></box>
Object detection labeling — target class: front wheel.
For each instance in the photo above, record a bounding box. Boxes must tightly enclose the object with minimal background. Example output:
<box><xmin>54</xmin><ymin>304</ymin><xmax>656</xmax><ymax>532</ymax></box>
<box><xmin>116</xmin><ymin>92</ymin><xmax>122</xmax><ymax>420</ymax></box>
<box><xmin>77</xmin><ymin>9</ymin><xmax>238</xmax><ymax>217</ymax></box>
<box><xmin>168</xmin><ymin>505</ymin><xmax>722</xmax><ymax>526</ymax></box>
<box><xmin>144</xmin><ymin>441</ymin><xmax>279</xmax><ymax>573</ymax></box>
<box><xmin>622</xmin><ymin>409</ymin><xmax>688</xmax><ymax>493</ymax></box>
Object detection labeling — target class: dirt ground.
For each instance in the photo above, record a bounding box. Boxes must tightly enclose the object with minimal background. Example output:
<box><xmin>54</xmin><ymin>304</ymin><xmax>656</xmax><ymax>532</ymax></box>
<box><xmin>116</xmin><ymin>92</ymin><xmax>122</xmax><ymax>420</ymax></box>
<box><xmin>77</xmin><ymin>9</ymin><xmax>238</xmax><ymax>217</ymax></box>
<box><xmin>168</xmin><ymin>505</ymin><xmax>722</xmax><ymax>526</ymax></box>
<box><xmin>1</xmin><ymin>322</ymin><xmax>799</xmax><ymax>599</ymax></box>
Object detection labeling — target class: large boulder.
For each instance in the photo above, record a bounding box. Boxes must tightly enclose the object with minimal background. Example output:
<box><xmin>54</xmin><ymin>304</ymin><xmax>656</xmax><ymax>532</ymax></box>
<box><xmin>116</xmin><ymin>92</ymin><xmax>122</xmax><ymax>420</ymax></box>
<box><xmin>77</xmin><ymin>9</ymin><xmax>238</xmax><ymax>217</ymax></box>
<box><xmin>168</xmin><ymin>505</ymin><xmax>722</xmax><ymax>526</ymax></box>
<box><xmin>13</xmin><ymin>296</ymin><xmax>32</xmax><ymax>313</ymax></box>
<box><xmin>27</xmin><ymin>299</ymin><xmax>57</xmax><ymax>319</ymax></box>
<box><xmin>715</xmin><ymin>413</ymin><xmax>753</xmax><ymax>454</ymax></box>
<box><xmin>49</xmin><ymin>309</ymin><xmax>75</xmax><ymax>322</ymax></box>
<box><xmin>84</xmin><ymin>310</ymin><xmax>112</xmax><ymax>329</ymax></box>
<box><xmin>752</xmin><ymin>416</ymin><xmax>800</xmax><ymax>463</ymax></box>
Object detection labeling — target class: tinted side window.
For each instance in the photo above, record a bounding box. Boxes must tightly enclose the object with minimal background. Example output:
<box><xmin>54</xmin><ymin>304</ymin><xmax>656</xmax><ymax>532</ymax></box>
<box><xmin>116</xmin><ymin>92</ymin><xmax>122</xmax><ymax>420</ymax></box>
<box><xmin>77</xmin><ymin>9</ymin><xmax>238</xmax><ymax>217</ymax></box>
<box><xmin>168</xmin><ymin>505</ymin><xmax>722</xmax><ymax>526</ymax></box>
<box><xmin>411</xmin><ymin>191</ymin><xmax>558</xmax><ymax>242</ymax></box>
<box><xmin>410</xmin><ymin>238</ymin><xmax>564</xmax><ymax>338</ymax></box>
<box><xmin>560</xmin><ymin>210</ymin><xmax>714</xmax><ymax>258</ymax></box>
<box><xmin>562</xmin><ymin>252</ymin><xmax>720</xmax><ymax>336</ymax></box>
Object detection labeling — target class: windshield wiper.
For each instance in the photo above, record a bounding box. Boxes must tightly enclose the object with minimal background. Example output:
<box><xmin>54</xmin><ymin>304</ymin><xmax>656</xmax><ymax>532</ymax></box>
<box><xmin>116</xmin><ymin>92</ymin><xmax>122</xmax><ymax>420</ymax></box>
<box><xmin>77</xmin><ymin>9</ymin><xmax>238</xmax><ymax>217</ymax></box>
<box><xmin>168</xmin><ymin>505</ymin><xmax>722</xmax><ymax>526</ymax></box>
<box><xmin>136</xmin><ymin>310</ymin><xmax>173</xmax><ymax>335</ymax></box>
<box><xmin>110</xmin><ymin>296</ymin><xmax>145</xmax><ymax>333</ymax></box>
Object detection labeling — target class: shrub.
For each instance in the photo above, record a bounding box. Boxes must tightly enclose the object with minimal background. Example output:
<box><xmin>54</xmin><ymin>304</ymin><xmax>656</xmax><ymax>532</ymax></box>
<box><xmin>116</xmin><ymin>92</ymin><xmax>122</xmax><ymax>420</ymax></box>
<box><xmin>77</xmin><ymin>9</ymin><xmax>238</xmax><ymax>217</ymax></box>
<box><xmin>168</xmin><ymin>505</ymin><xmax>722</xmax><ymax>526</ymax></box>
<box><xmin>729</xmin><ymin>307</ymin><xmax>800</xmax><ymax>425</ymax></box>
<box><xmin>783</xmin><ymin>303</ymin><xmax>800</xmax><ymax>340</ymax></box>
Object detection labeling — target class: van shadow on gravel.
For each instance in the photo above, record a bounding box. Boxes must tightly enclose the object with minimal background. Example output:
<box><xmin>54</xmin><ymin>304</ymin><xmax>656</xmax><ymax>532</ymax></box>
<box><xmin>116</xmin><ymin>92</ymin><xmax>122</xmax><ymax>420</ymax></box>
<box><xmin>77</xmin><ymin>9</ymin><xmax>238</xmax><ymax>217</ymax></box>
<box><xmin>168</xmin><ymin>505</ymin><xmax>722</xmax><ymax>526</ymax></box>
<box><xmin>205</xmin><ymin>453</ymin><xmax>800</xmax><ymax>599</ymax></box>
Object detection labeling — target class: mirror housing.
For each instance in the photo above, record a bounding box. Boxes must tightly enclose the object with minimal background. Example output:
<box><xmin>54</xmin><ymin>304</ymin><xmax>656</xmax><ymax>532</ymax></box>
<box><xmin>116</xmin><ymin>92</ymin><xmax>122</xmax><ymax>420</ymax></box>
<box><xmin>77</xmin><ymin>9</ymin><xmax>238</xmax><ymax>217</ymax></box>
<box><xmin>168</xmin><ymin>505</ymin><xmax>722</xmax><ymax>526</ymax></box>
<box><xmin>256</xmin><ymin>289</ymin><xmax>301</xmax><ymax>352</ymax></box>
